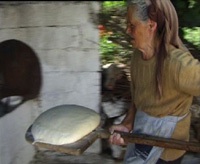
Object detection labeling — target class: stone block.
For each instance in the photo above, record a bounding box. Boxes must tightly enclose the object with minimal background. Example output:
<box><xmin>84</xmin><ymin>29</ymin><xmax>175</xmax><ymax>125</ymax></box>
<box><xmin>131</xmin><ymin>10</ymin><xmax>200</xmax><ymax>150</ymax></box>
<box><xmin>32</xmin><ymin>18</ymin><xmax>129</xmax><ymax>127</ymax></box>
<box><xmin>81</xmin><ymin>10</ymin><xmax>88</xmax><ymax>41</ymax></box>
<box><xmin>0</xmin><ymin>2</ymin><xmax>92</xmax><ymax>28</ymax></box>
<box><xmin>0</xmin><ymin>26</ymin><xmax>79</xmax><ymax>49</ymax></box>
<box><xmin>41</xmin><ymin>72</ymin><xmax>78</xmax><ymax>95</ymax></box>
<box><xmin>38</xmin><ymin>49</ymin><xmax>100</xmax><ymax>72</ymax></box>
<box><xmin>79</xmin><ymin>24</ymin><xmax>99</xmax><ymax>49</ymax></box>
<box><xmin>40</xmin><ymin>72</ymin><xmax>100</xmax><ymax>112</ymax></box>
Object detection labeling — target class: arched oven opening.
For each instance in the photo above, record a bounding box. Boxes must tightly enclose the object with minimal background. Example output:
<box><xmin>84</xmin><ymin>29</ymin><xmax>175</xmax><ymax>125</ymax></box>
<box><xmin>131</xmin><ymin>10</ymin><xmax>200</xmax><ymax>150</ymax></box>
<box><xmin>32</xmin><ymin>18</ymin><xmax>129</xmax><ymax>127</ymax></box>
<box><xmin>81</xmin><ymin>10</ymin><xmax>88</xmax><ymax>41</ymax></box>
<box><xmin>0</xmin><ymin>39</ymin><xmax>42</xmax><ymax>117</ymax></box>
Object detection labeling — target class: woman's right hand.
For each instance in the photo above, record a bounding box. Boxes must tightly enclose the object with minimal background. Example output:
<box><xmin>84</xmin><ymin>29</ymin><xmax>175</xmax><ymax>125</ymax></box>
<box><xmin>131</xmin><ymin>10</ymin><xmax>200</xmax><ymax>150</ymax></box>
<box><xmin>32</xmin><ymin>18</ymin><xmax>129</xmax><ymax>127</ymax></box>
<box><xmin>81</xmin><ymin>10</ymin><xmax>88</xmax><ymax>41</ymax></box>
<box><xmin>109</xmin><ymin>124</ymin><xmax>131</xmax><ymax>146</ymax></box>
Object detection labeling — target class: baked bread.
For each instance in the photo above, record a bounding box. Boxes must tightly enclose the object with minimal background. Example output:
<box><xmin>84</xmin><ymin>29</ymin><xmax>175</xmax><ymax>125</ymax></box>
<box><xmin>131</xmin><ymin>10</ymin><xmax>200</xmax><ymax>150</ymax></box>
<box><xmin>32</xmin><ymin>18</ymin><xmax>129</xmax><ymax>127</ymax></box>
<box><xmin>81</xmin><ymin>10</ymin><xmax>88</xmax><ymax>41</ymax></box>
<box><xmin>31</xmin><ymin>104</ymin><xmax>101</xmax><ymax>145</ymax></box>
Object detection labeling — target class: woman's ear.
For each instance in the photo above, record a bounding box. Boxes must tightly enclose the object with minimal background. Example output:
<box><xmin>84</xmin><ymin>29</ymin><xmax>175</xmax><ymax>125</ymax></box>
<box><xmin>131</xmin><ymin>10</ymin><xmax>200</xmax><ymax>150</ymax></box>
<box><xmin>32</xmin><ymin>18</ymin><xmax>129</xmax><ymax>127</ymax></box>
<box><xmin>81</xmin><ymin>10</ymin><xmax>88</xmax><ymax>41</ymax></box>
<box><xmin>148</xmin><ymin>19</ymin><xmax>157</xmax><ymax>34</ymax></box>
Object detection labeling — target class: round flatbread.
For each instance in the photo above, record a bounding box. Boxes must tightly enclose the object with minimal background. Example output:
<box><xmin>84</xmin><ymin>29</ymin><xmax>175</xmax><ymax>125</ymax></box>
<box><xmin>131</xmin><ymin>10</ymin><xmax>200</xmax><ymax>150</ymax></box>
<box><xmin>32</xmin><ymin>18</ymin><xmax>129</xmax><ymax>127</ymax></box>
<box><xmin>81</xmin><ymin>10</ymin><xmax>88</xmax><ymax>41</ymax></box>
<box><xmin>31</xmin><ymin>104</ymin><xmax>101</xmax><ymax>145</ymax></box>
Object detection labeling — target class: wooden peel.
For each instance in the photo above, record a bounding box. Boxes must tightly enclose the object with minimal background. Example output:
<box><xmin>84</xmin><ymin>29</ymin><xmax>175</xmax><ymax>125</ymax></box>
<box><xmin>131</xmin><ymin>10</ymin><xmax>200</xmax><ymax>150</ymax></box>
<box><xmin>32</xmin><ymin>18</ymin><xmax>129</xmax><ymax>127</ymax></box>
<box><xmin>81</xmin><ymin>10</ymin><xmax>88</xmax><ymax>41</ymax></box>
<box><xmin>26</xmin><ymin>125</ymin><xmax>200</xmax><ymax>155</ymax></box>
<box><xmin>25</xmin><ymin>104</ymin><xmax>200</xmax><ymax>155</ymax></box>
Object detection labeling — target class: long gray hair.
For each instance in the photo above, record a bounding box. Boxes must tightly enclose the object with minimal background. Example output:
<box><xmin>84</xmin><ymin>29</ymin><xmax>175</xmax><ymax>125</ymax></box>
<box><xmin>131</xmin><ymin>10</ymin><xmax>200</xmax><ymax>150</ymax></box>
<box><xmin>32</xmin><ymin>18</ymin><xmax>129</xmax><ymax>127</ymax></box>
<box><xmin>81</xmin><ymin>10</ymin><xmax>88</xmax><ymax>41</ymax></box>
<box><xmin>127</xmin><ymin>0</ymin><xmax>150</xmax><ymax>22</ymax></box>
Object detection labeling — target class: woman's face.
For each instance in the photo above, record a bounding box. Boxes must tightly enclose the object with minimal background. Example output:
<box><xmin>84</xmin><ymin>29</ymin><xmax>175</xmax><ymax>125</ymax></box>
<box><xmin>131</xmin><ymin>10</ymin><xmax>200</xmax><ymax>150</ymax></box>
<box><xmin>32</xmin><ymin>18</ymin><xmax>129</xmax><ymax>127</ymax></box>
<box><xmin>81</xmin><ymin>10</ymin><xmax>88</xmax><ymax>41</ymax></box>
<box><xmin>126</xmin><ymin>6</ymin><xmax>152</xmax><ymax>51</ymax></box>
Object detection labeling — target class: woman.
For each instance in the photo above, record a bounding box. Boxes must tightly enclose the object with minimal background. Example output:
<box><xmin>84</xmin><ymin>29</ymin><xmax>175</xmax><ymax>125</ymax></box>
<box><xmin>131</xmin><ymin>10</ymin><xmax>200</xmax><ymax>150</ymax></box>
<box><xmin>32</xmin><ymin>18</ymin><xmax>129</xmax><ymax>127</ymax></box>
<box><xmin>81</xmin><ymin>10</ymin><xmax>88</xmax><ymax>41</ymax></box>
<box><xmin>109</xmin><ymin>0</ymin><xmax>200</xmax><ymax>164</ymax></box>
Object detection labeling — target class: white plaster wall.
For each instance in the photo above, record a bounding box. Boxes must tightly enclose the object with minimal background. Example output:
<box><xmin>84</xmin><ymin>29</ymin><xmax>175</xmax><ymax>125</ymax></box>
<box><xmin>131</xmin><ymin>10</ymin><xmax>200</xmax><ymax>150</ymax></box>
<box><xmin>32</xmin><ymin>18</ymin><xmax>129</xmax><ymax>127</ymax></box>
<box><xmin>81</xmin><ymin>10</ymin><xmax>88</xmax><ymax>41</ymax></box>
<box><xmin>0</xmin><ymin>2</ymin><xmax>101</xmax><ymax>164</ymax></box>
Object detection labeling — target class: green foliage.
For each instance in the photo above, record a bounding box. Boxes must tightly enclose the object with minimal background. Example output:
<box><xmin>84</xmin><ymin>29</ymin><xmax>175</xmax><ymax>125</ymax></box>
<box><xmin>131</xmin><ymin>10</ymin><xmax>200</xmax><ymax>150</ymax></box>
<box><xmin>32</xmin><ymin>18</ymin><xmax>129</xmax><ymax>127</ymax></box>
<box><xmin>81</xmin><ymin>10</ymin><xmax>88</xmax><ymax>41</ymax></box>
<box><xmin>102</xmin><ymin>1</ymin><xmax>127</xmax><ymax>14</ymax></box>
<box><xmin>100</xmin><ymin>34</ymin><xmax>123</xmax><ymax>64</ymax></box>
<box><xmin>100</xmin><ymin>1</ymin><xmax>132</xmax><ymax>65</ymax></box>
<box><xmin>183</xmin><ymin>27</ymin><xmax>200</xmax><ymax>49</ymax></box>
<box><xmin>188</xmin><ymin>0</ymin><xmax>197</xmax><ymax>8</ymax></box>
<box><xmin>102</xmin><ymin>1</ymin><xmax>126</xmax><ymax>9</ymax></box>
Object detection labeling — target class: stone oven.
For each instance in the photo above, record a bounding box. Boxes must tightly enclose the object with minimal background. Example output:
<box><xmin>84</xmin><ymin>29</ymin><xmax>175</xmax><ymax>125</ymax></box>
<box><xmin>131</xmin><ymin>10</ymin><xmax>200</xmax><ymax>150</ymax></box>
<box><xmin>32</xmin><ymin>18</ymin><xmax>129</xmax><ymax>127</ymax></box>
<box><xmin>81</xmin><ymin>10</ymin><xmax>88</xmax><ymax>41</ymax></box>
<box><xmin>0</xmin><ymin>2</ymin><xmax>100</xmax><ymax>164</ymax></box>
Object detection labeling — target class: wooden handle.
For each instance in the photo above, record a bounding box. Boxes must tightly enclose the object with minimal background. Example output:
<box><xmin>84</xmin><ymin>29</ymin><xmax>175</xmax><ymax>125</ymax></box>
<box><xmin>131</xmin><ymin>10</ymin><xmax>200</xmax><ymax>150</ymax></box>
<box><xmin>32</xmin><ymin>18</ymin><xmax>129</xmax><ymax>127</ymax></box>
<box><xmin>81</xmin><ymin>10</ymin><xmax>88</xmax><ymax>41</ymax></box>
<box><xmin>97</xmin><ymin>129</ymin><xmax>200</xmax><ymax>152</ymax></box>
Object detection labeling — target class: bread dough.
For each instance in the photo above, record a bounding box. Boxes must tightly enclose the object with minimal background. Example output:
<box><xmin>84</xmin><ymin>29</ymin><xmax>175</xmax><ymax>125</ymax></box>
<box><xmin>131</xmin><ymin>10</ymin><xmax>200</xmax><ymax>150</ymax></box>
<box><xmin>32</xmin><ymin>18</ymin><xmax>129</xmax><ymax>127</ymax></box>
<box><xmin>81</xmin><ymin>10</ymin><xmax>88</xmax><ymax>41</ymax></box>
<box><xmin>31</xmin><ymin>104</ymin><xmax>101</xmax><ymax>145</ymax></box>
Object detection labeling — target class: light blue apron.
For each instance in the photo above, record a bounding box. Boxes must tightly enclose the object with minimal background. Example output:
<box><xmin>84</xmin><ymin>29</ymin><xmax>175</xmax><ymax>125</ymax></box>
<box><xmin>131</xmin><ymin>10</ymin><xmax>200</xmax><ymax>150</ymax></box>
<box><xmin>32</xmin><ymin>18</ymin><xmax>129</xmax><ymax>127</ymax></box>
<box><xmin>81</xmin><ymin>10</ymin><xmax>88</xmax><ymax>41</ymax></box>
<box><xmin>124</xmin><ymin>110</ymin><xmax>187</xmax><ymax>164</ymax></box>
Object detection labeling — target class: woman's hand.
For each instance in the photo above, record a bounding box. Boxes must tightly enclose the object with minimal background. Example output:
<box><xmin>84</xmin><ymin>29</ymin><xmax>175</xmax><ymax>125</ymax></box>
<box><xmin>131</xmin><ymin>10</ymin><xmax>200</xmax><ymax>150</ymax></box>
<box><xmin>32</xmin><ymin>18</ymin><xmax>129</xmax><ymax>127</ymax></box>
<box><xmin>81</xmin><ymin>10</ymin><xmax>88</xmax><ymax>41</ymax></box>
<box><xmin>109</xmin><ymin>103</ymin><xmax>136</xmax><ymax>145</ymax></box>
<box><xmin>109</xmin><ymin>124</ymin><xmax>131</xmax><ymax>146</ymax></box>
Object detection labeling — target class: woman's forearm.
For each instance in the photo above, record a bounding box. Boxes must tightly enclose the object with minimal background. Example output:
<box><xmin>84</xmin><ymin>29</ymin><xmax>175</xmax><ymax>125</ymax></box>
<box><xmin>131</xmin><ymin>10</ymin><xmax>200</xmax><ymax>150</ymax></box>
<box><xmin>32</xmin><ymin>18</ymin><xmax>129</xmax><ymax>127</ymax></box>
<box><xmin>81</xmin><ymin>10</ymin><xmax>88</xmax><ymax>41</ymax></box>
<box><xmin>121</xmin><ymin>102</ymin><xmax>137</xmax><ymax>131</ymax></box>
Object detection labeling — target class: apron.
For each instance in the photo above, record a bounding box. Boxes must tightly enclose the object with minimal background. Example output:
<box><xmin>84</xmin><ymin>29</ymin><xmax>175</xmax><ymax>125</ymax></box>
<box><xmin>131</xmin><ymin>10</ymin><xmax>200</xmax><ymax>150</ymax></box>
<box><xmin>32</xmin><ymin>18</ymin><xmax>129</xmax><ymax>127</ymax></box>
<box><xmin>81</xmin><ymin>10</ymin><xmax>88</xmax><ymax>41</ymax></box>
<box><xmin>124</xmin><ymin>110</ymin><xmax>187</xmax><ymax>164</ymax></box>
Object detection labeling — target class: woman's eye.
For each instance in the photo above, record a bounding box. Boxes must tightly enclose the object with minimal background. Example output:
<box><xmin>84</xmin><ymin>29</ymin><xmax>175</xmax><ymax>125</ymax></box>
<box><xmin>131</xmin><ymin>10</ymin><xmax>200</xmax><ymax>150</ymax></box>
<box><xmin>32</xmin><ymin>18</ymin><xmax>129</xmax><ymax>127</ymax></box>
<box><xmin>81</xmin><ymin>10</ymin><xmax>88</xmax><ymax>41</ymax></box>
<box><xmin>130</xmin><ymin>24</ymin><xmax>135</xmax><ymax>30</ymax></box>
<box><xmin>126</xmin><ymin>22</ymin><xmax>135</xmax><ymax>32</ymax></box>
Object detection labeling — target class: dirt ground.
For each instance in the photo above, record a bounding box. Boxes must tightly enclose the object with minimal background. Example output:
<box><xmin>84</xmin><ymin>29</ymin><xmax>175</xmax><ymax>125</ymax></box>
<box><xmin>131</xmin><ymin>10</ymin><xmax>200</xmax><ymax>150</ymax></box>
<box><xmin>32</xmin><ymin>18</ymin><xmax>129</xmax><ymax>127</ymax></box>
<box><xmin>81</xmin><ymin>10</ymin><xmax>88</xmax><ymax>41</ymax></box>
<box><xmin>29</xmin><ymin>148</ymin><xmax>200</xmax><ymax>164</ymax></box>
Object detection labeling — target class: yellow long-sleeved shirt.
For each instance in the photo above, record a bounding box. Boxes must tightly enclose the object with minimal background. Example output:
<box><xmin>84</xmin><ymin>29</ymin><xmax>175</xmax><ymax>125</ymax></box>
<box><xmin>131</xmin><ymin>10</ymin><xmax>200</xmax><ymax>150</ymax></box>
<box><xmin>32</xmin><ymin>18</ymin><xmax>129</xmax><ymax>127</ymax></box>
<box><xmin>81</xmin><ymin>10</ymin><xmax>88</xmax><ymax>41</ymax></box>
<box><xmin>130</xmin><ymin>45</ymin><xmax>200</xmax><ymax>161</ymax></box>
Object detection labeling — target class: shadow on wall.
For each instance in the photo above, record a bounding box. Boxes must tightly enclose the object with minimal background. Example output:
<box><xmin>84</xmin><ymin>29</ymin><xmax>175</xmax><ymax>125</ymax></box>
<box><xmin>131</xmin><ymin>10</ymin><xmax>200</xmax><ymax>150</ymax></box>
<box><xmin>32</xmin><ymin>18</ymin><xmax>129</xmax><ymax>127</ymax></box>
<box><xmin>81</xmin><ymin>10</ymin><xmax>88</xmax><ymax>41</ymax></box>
<box><xmin>0</xmin><ymin>39</ymin><xmax>42</xmax><ymax>117</ymax></box>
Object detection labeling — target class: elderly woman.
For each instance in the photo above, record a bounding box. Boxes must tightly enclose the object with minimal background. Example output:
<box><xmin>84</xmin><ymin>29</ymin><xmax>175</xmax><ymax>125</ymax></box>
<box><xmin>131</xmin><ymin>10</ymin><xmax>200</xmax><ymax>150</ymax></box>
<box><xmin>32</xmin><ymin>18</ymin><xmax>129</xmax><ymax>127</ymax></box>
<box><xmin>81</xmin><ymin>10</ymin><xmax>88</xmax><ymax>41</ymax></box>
<box><xmin>109</xmin><ymin>0</ymin><xmax>200</xmax><ymax>164</ymax></box>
